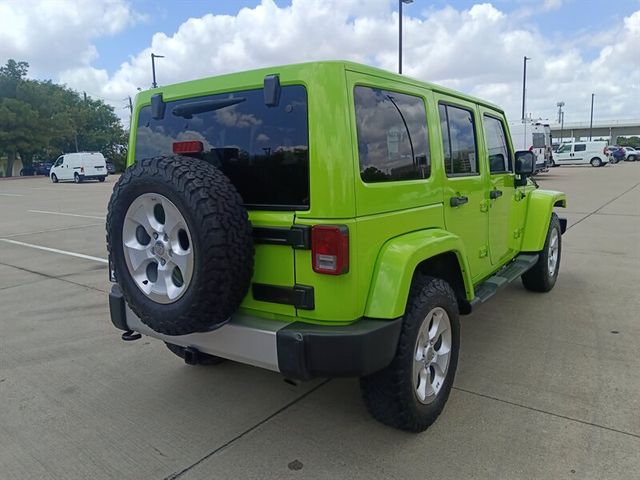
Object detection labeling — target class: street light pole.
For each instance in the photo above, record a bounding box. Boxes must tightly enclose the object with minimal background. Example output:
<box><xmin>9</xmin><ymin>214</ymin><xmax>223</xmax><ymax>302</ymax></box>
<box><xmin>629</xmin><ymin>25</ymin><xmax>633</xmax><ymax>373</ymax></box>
<box><xmin>556</xmin><ymin>101</ymin><xmax>565</xmax><ymax>144</ymax></box>
<box><xmin>398</xmin><ymin>0</ymin><xmax>413</xmax><ymax>75</ymax></box>
<box><xmin>589</xmin><ymin>93</ymin><xmax>595</xmax><ymax>141</ymax></box>
<box><xmin>521</xmin><ymin>56</ymin><xmax>531</xmax><ymax>122</ymax></box>
<box><xmin>151</xmin><ymin>53</ymin><xmax>165</xmax><ymax>89</ymax></box>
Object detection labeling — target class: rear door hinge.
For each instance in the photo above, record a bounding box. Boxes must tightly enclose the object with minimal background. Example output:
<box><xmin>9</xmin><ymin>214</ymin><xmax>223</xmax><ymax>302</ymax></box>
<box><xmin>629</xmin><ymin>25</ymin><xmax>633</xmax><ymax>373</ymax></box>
<box><xmin>480</xmin><ymin>200</ymin><xmax>490</xmax><ymax>213</ymax></box>
<box><xmin>479</xmin><ymin>246</ymin><xmax>489</xmax><ymax>258</ymax></box>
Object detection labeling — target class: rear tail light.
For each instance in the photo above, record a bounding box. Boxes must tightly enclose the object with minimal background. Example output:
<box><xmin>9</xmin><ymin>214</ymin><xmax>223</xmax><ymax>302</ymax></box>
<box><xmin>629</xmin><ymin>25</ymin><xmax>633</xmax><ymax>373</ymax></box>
<box><xmin>173</xmin><ymin>141</ymin><xmax>204</xmax><ymax>155</ymax></box>
<box><xmin>529</xmin><ymin>146</ymin><xmax>534</xmax><ymax>152</ymax></box>
<box><xmin>311</xmin><ymin>225</ymin><xmax>349</xmax><ymax>275</ymax></box>
<box><xmin>603</xmin><ymin>147</ymin><xmax>607</xmax><ymax>155</ymax></box>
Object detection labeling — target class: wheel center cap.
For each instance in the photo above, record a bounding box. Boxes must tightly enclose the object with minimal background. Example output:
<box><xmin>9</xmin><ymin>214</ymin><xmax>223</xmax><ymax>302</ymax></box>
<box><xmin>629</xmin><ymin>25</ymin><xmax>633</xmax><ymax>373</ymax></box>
<box><xmin>424</xmin><ymin>345</ymin><xmax>435</xmax><ymax>363</ymax></box>
<box><xmin>152</xmin><ymin>242</ymin><xmax>165</xmax><ymax>257</ymax></box>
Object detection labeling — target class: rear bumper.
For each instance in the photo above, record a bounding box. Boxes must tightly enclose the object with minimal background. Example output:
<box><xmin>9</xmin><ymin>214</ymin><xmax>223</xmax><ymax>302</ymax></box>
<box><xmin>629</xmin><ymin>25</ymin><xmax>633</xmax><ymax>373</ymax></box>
<box><xmin>80</xmin><ymin>174</ymin><xmax>106</xmax><ymax>180</ymax></box>
<box><xmin>109</xmin><ymin>284</ymin><xmax>402</xmax><ymax>380</ymax></box>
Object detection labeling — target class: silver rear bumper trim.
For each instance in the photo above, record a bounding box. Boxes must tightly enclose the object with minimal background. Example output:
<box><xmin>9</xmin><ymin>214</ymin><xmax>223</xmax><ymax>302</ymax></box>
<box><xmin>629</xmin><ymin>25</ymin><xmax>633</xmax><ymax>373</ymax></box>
<box><xmin>125</xmin><ymin>306</ymin><xmax>290</xmax><ymax>372</ymax></box>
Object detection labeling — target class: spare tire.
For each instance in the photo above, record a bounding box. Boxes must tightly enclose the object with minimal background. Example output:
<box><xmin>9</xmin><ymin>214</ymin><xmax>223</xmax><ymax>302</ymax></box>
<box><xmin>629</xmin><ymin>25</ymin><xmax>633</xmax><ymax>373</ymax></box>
<box><xmin>106</xmin><ymin>156</ymin><xmax>254</xmax><ymax>335</ymax></box>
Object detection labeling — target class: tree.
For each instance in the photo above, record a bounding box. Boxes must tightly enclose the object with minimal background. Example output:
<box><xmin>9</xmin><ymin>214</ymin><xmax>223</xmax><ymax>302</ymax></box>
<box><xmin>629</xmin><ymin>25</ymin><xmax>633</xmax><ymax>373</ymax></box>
<box><xmin>618</xmin><ymin>136</ymin><xmax>640</xmax><ymax>149</ymax></box>
<box><xmin>0</xmin><ymin>59</ymin><xmax>128</xmax><ymax>176</ymax></box>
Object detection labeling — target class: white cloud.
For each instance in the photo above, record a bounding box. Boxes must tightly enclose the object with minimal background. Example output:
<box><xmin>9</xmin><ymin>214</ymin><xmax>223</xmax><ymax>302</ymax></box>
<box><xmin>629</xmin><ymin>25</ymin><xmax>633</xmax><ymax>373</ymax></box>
<box><xmin>6</xmin><ymin>0</ymin><xmax>638</xmax><ymax>127</ymax></box>
<box><xmin>0</xmin><ymin>0</ymin><xmax>144</xmax><ymax>76</ymax></box>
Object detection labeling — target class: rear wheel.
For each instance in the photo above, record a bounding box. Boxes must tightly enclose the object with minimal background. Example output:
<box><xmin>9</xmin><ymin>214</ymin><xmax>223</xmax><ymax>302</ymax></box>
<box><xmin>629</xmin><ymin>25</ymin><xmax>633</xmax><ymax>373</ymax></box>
<box><xmin>360</xmin><ymin>276</ymin><xmax>460</xmax><ymax>432</ymax></box>
<box><xmin>590</xmin><ymin>157</ymin><xmax>602</xmax><ymax>167</ymax></box>
<box><xmin>99</xmin><ymin>176</ymin><xmax>105</xmax><ymax>182</ymax></box>
<box><xmin>522</xmin><ymin>213</ymin><xmax>561</xmax><ymax>292</ymax></box>
<box><xmin>74</xmin><ymin>173</ymin><xmax>82</xmax><ymax>183</ymax></box>
<box><xmin>165</xmin><ymin>343</ymin><xmax>226</xmax><ymax>365</ymax></box>
<box><xmin>106</xmin><ymin>156</ymin><xmax>254</xmax><ymax>336</ymax></box>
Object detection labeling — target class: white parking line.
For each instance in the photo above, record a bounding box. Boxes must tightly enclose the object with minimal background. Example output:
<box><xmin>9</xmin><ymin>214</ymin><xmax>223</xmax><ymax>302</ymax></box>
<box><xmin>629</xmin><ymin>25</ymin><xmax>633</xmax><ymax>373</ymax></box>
<box><xmin>28</xmin><ymin>209</ymin><xmax>105</xmax><ymax>220</ymax></box>
<box><xmin>0</xmin><ymin>239</ymin><xmax>108</xmax><ymax>264</ymax></box>
<box><xmin>0</xmin><ymin>193</ymin><xmax>23</xmax><ymax>197</ymax></box>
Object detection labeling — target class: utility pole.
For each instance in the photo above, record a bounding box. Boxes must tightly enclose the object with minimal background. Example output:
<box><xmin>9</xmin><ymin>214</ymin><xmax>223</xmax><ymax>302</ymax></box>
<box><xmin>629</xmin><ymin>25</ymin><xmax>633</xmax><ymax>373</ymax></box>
<box><xmin>151</xmin><ymin>53</ymin><xmax>164</xmax><ymax>88</ymax></box>
<box><xmin>521</xmin><ymin>56</ymin><xmax>531</xmax><ymax>122</ymax></box>
<box><xmin>83</xmin><ymin>91</ymin><xmax>87</xmax><ymax>102</ymax></box>
<box><xmin>589</xmin><ymin>93</ymin><xmax>595</xmax><ymax>141</ymax></box>
<box><xmin>398</xmin><ymin>0</ymin><xmax>413</xmax><ymax>74</ymax></box>
<box><xmin>128</xmin><ymin>96</ymin><xmax>133</xmax><ymax>112</ymax></box>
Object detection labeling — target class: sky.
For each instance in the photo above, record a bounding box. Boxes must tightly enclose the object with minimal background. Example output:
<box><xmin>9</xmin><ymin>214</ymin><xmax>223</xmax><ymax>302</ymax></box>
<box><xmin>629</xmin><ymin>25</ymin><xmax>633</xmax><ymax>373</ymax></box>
<box><xmin>0</xmin><ymin>0</ymin><xmax>638</xmax><ymax>127</ymax></box>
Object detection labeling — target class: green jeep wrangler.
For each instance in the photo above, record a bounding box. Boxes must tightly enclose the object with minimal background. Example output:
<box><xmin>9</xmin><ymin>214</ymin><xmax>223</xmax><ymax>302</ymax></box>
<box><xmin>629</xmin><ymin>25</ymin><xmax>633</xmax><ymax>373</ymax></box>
<box><xmin>107</xmin><ymin>61</ymin><xmax>566</xmax><ymax>432</ymax></box>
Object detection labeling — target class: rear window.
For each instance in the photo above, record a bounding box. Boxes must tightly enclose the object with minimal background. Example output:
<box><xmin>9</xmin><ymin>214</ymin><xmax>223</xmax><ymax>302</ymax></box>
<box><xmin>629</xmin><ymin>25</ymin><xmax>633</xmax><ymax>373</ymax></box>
<box><xmin>532</xmin><ymin>133</ymin><xmax>546</xmax><ymax>148</ymax></box>
<box><xmin>135</xmin><ymin>85</ymin><xmax>309</xmax><ymax>210</ymax></box>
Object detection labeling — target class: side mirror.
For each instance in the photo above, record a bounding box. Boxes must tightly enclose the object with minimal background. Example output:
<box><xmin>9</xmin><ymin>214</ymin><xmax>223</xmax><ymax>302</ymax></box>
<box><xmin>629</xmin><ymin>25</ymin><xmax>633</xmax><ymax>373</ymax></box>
<box><xmin>515</xmin><ymin>150</ymin><xmax>535</xmax><ymax>176</ymax></box>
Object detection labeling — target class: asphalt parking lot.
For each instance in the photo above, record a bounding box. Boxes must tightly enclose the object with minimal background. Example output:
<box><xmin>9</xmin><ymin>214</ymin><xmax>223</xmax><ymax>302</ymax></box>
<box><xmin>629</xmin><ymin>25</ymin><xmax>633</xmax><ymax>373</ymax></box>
<box><xmin>1</xmin><ymin>164</ymin><xmax>639</xmax><ymax>480</ymax></box>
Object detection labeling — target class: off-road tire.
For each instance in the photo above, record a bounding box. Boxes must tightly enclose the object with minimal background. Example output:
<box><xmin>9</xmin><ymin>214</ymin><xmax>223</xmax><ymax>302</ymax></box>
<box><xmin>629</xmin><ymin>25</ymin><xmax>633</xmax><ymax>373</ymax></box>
<box><xmin>360</xmin><ymin>276</ymin><xmax>460</xmax><ymax>432</ymax></box>
<box><xmin>51</xmin><ymin>173</ymin><xmax>58</xmax><ymax>183</ymax></box>
<box><xmin>106</xmin><ymin>155</ymin><xmax>254</xmax><ymax>336</ymax></box>
<box><xmin>165</xmin><ymin>343</ymin><xmax>226</xmax><ymax>365</ymax></box>
<box><xmin>522</xmin><ymin>213</ymin><xmax>561</xmax><ymax>292</ymax></box>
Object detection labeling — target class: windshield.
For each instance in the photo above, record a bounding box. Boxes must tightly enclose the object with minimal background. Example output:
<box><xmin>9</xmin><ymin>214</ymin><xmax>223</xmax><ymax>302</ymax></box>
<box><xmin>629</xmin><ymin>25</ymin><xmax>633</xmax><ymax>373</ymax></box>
<box><xmin>135</xmin><ymin>85</ymin><xmax>309</xmax><ymax>210</ymax></box>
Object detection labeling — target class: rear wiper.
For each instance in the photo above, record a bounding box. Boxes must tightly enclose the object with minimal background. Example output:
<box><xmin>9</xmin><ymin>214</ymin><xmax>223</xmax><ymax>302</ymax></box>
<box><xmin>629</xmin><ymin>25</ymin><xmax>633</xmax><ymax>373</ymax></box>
<box><xmin>172</xmin><ymin>97</ymin><xmax>246</xmax><ymax>118</ymax></box>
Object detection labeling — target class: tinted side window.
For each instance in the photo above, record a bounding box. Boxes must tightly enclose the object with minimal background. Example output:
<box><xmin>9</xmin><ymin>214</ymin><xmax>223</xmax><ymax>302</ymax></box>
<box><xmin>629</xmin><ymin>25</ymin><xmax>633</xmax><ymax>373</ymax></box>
<box><xmin>574</xmin><ymin>144</ymin><xmax>586</xmax><ymax>152</ymax></box>
<box><xmin>483</xmin><ymin>115</ymin><xmax>512</xmax><ymax>173</ymax></box>
<box><xmin>439</xmin><ymin>104</ymin><xmax>478</xmax><ymax>176</ymax></box>
<box><xmin>136</xmin><ymin>86</ymin><xmax>309</xmax><ymax>209</ymax></box>
<box><xmin>354</xmin><ymin>86</ymin><xmax>430</xmax><ymax>183</ymax></box>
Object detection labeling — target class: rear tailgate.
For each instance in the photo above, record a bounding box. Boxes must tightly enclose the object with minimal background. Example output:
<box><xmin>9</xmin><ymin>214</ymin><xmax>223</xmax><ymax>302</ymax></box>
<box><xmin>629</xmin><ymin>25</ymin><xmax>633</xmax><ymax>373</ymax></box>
<box><xmin>242</xmin><ymin>211</ymin><xmax>298</xmax><ymax>316</ymax></box>
<box><xmin>83</xmin><ymin>153</ymin><xmax>106</xmax><ymax>175</ymax></box>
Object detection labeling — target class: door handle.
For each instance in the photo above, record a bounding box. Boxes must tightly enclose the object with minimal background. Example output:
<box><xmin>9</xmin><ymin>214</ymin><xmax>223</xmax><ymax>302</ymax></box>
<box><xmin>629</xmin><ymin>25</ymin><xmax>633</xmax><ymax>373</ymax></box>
<box><xmin>489</xmin><ymin>189</ymin><xmax>503</xmax><ymax>199</ymax></box>
<box><xmin>450</xmin><ymin>196</ymin><xmax>469</xmax><ymax>207</ymax></box>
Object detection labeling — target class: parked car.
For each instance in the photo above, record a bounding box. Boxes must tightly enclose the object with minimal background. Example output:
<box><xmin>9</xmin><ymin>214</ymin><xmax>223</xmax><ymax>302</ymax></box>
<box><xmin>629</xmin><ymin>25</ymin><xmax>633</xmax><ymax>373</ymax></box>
<box><xmin>33</xmin><ymin>161</ymin><xmax>53</xmax><ymax>175</ymax></box>
<box><xmin>19</xmin><ymin>165</ymin><xmax>37</xmax><ymax>176</ymax></box>
<box><xmin>554</xmin><ymin>141</ymin><xmax>609</xmax><ymax>167</ymax></box>
<box><xmin>621</xmin><ymin>146</ymin><xmax>638</xmax><ymax>161</ymax></box>
<box><xmin>607</xmin><ymin>147</ymin><xmax>626</xmax><ymax>164</ymax></box>
<box><xmin>106</xmin><ymin>161</ymin><xmax>116</xmax><ymax>174</ymax></box>
<box><xmin>50</xmin><ymin>152</ymin><xmax>107</xmax><ymax>183</ymax></box>
<box><xmin>106</xmin><ymin>61</ymin><xmax>566</xmax><ymax>433</ymax></box>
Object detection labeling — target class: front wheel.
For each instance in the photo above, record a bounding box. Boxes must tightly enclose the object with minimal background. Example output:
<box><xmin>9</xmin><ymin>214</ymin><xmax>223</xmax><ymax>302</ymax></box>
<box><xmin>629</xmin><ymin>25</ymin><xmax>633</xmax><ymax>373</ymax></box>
<box><xmin>51</xmin><ymin>173</ymin><xmax>58</xmax><ymax>183</ymax></box>
<box><xmin>98</xmin><ymin>176</ymin><xmax>105</xmax><ymax>182</ymax></box>
<box><xmin>360</xmin><ymin>276</ymin><xmax>460</xmax><ymax>432</ymax></box>
<box><xmin>590</xmin><ymin>157</ymin><xmax>602</xmax><ymax>167</ymax></box>
<box><xmin>522</xmin><ymin>213</ymin><xmax>561</xmax><ymax>292</ymax></box>
<box><xmin>629</xmin><ymin>155</ymin><xmax>637</xmax><ymax>162</ymax></box>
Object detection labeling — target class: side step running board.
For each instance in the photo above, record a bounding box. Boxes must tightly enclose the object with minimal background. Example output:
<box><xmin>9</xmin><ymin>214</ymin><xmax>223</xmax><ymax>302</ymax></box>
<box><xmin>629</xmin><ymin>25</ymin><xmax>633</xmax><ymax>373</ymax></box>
<box><xmin>468</xmin><ymin>254</ymin><xmax>539</xmax><ymax>310</ymax></box>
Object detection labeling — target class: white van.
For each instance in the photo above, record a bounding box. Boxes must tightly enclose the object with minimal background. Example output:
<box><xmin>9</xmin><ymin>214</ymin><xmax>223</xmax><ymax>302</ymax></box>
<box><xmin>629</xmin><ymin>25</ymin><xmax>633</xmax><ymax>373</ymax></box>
<box><xmin>554</xmin><ymin>141</ymin><xmax>609</xmax><ymax>167</ymax></box>
<box><xmin>509</xmin><ymin>122</ymin><xmax>550</xmax><ymax>173</ymax></box>
<box><xmin>50</xmin><ymin>152</ymin><xmax>108</xmax><ymax>183</ymax></box>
